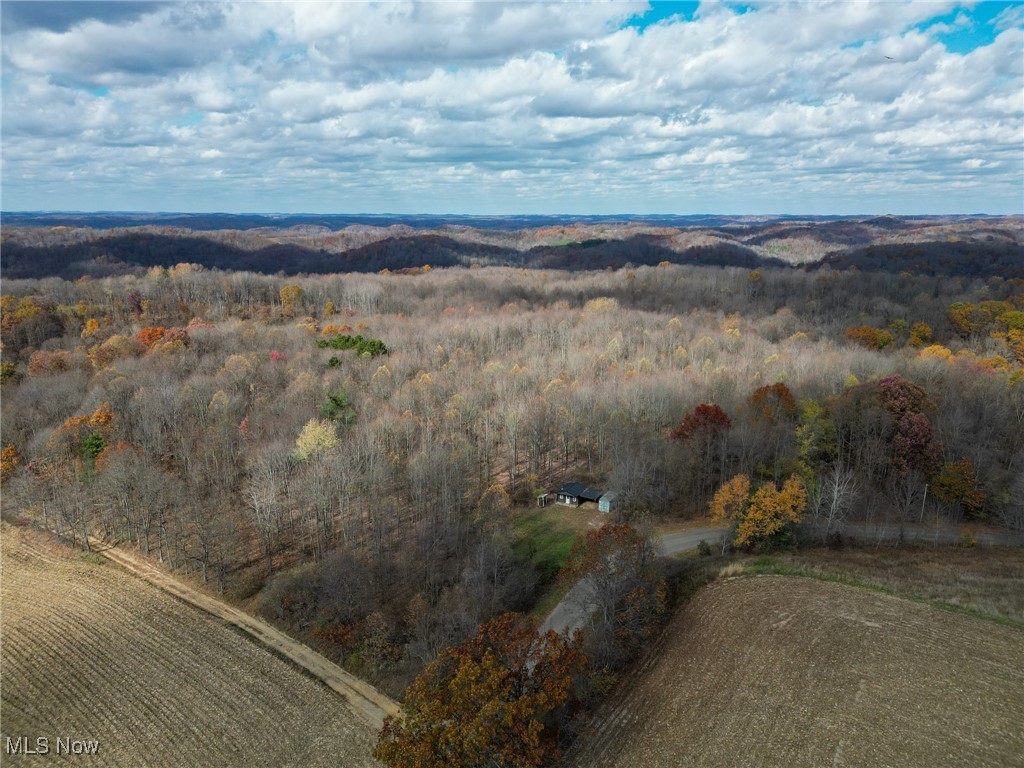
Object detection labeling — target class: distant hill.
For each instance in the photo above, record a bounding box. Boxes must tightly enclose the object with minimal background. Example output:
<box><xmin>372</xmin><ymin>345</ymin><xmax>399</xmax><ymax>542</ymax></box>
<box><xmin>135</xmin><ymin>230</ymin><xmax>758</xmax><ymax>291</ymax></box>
<box><xmin>811</xmin><ymin>240</ymin><xmax>1023</xmax><ymax>278</ymax></box>
<box><xmin>1</xmin><ymin>214</ymin><xmax>1020</xmax><ymax>279</ymax></box>
<box><xmin>0</xmin><ymin>211</ymin><xmax>857</xmax><ymax>231</ymax></box>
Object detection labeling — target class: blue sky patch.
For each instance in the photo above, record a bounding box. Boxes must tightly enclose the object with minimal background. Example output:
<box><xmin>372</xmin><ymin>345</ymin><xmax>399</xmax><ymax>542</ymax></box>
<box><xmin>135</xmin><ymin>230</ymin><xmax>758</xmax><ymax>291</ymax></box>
<box><xmin>170</xmin><ymin>112</ymin><xmax>204</xmax><ymax>128</ymax></box>
<box><xmin>626</xmin><ymin>1</ymin><xmax>700</xmax><ymax>30</ymax></box>
<box><xmin>919</xmin><ymin>1</ymin><xmax>1020</xmax><ymax>54</ymax></box>
<box><xmin>626</xmin><ymin>2</ymin><xmax>762</xmax><ymax>33</ymax></box>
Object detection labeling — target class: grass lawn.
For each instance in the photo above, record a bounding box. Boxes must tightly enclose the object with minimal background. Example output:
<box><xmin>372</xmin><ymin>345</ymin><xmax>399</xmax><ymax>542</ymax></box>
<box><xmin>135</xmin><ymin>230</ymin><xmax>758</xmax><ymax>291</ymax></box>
<box><xmin>511</xmin><ymin>504</ymin><xmax>606</xmax><ymax>618</ymax></box>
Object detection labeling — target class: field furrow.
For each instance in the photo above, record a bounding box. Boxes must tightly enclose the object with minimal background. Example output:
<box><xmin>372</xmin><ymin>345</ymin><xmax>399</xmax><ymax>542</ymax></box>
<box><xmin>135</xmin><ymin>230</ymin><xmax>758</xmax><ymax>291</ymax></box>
<box><xmin>570</xmin><ymin>574</ymin><xmax>1024</xmax><ymax>768</ymax></box>
<box><xmin>1</xmin><ymin>524</ymin><xmax>381</xmax><ymax>767</ymax></box>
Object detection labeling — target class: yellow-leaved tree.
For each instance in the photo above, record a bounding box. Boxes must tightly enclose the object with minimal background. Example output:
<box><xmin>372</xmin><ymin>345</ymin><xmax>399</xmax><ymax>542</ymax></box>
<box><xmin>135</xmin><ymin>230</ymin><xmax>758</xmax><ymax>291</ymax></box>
<box><xmin>736</xmin><ymin>475</ymin><xmax>807</xmax><ymax>546</ymax></box>
<box><xmin>1</xmin><ymin>444</ymin><xmax>20</xmax><ymax>485</ymax></box>
<box><xmin>294</xmin><ymin>419</ymin><xmax>338</xmax><ymax>461</ymax></box>
<box><xmin>710</xmin><ymin>474</ymin><xmax>807</xmax><ymax>549</ymax></box>
<box><xmin>279</xmin><ymin>284</ymin><xmax>303</xmax><ymax>315</ymax></box>
<box><xmin>708</xmin><ymin>474</ymin><xmax>750</xmax><ymax>553</ymax></box>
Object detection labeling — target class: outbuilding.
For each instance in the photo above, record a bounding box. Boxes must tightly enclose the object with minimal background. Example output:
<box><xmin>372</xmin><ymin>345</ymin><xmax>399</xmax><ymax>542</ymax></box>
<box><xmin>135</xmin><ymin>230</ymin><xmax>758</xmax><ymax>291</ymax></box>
<box><xmin>598</xmin><ymin>492</ymin><xmax>617</xmax><ymax>514</ymax></box>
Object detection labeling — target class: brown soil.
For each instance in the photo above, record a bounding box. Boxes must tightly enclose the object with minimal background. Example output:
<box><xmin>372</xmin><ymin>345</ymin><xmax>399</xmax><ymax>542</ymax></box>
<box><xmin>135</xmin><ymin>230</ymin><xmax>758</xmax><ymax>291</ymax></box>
<box><xmin>0</xmin><ymin>523</ymin><xmax>383</xmax><ymax>767</ymax></box>
<box><xmin>83</xmin><ymin>531</ymin><xmax>400</xmax><ymax>729</ymax></box>
<box><xmin>570</xmin><ymin>575</ymin><xmax>1024</xmax><ymax>768</ymax></box>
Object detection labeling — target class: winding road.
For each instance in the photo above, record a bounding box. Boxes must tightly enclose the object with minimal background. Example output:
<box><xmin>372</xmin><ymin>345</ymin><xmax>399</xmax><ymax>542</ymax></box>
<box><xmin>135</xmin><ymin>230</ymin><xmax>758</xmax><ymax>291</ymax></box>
<box><xmin>541</xmin><ymin>525</ymin><xmax>728</xmax><ymax>634</ymax></box>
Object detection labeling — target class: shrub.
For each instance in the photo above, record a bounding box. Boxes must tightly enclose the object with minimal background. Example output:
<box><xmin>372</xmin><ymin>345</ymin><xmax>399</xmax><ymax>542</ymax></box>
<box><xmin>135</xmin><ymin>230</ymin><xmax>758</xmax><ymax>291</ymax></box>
<box><xmin>227</xmin><ymin>569</ymin><xmax>267</xmax><ymax>602</ymax></box>
<box><xmin>27</xmin><ymin>349</ymin><xmax>70</xmax><ymax>377</ymax></box>
<box><xmin>316</xmin><ymin>333</ymin><xmax>389</xmax><ymax>357</ymax></box>
<box><xmin>260</xmin><ymin>563</ymin><xmax>320</xmax><ymax>629</ymax></box>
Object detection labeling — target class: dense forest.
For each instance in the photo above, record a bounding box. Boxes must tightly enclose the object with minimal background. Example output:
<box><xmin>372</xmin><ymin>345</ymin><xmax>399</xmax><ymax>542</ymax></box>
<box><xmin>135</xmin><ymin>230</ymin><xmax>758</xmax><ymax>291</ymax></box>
<box><xmin>2</xmin><ymin>250</ymin><xmax>1023</xmax><ymax>698</ymax></box>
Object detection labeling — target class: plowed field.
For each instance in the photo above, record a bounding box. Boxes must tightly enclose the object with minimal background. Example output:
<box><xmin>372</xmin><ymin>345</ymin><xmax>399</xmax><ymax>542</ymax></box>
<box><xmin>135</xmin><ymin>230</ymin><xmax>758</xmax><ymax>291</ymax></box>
<box><xmin>0</xmin><ymin>524</ymin><xmax>380</xmax><ymax>767</ymax></box>
<box><xmin>571</xmin><ymin>575</ymin><xmax>1024</xmax><ymax>768</ymax></box>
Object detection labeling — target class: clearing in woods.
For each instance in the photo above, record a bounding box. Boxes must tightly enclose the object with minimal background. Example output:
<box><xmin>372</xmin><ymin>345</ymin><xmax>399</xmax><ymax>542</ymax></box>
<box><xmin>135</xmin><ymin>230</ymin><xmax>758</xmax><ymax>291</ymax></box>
<box><xmin>0</xmin><ymin>524</ymin><xmax>381</xmax><ymax>767</ymax></box>
<box><xmin>571</xmin><ymin>575</ymin><xmax>1024</xmax><ymax>768</ymax></box>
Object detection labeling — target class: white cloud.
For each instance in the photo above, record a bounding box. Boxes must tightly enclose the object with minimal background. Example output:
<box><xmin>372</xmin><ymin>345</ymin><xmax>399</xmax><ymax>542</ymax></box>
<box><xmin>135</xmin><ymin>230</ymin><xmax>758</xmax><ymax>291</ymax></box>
<box><xmin>1</xmin><ymin>0</ymin><xmax>1020</xmax><ymax>214</ymax></box>
<box><xmin>993</xmin><ymin>4</ymin><xmax>1024</xmax><ymax>32</ymax></box>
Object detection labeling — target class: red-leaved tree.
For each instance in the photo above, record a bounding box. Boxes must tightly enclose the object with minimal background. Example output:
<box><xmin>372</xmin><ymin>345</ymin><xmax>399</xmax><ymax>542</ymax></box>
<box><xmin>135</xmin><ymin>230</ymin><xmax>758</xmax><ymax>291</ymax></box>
<box><xmin>672</xmin><ymin>403</ymin><xmax>732</xmax><ymax>511</ymax></box>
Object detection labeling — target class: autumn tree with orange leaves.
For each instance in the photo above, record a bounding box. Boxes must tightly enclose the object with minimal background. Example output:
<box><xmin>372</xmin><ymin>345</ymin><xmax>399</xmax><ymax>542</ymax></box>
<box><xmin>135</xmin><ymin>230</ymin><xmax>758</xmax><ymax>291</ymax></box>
<box><xmin>374</xmin><ymin>613</ymin><xmax>588</xmax><ymax>768</ymax></box>
<box><xmin>134</xmin><ymin>326</ymin><xmax>167</xmax><ymax>347</ymax></box>
<box><xmin>747</xmin><ymin>382</ymin><xmax>796</xmax><ymax>424</ymax></box>
<box><xmin>737</xmin><ymin>475</ymin><xmax>807</xmax><ymax>546</ymax></box>
<box><xmin>710</xmin><ymin>474</ymin><xmax>807</xmax><ymax>549</ymax></box>
<box><xmin>708</xmin><ymin>474</ymin><xmax>751</xmax><ymax>553</ymax></box>
<box><xmin>1</xmin><ymin>444</ymin><xmax>20</xmax><ymax>485</ymax></box>
<box><xmin>843</xmin><ymin>324</ymin><xmax>893</xmax><ymax>350</ymax></box>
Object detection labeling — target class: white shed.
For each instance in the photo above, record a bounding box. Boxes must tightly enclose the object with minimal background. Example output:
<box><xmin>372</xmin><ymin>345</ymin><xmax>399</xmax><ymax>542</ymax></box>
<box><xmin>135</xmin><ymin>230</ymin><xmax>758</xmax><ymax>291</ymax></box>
<box><xmin>598</xmin><ymin>492</ymin><xmax>617</xmax><ymax>514</ymax></box>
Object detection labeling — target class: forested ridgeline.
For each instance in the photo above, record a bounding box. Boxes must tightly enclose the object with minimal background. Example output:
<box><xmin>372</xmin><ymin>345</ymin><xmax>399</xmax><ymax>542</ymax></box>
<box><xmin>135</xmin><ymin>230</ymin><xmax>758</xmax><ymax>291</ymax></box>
<box><xmin>0</xmin><ymin>229</ymin><xmax>789</xmax><ymax>278</ymax></box>
<box><xmin>2</xmin><ymin>263</ymin><xmax>1023</xmax><ymax>697</ymax></box>
<box><xmin>1</xmin><ymin>215</ymin><xmax>1020</xmax><ymax>279</ymax></box>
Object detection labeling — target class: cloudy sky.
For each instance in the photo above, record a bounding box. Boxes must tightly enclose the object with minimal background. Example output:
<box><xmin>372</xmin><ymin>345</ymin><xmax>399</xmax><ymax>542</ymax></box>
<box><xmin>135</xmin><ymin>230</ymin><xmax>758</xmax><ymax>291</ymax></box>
<box><xmin>2</xmin><ymin>1</ymin><xmax>1021</xmax><ymax>214</ymax></box>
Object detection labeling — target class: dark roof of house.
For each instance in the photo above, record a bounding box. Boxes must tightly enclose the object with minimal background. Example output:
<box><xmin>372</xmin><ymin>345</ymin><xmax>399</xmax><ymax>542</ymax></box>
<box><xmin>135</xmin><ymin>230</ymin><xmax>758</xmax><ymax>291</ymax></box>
<box><xmin>580</xmin><ymin>487</ymin><xmax>604</xmax><ymax>502</ymax></box>
<box><xmin>558</xmin><ymin>482</ymin><xmax>587</xmax><ymax>497</ymax></box>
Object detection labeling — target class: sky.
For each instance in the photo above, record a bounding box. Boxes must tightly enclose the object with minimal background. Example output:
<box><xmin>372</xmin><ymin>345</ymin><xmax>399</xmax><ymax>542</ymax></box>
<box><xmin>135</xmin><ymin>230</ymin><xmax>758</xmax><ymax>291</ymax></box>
<box><xmin>1</xmin><ymin>0</ymin><xmax>1022</xmax><ymax>215</ymax></box>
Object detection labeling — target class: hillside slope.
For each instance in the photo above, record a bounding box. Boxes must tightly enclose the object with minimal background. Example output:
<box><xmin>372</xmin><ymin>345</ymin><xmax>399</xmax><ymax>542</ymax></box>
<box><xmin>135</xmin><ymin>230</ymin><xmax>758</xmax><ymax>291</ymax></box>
<box><xmin>570</xmin><ymin>575</ymin><xmax>1024</xmax><ymax>768</ymax></box>
<box><xmin>0</xmin><ymin>524</ymin><xmax>380</xmax><ymax>767</ymax></box>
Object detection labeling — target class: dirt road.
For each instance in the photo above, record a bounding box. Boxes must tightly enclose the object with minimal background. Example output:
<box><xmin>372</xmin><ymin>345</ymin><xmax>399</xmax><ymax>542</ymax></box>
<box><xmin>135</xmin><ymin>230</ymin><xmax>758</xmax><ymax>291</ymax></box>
<box><xmin>541</xmin><ymin>525</ymin><xmax>727</xmax><ymax>634</ymax></box>
<box><xmin>88</xmin><ymin>537</ymin><xmax>401</xmax><ymax>731</ymax></box>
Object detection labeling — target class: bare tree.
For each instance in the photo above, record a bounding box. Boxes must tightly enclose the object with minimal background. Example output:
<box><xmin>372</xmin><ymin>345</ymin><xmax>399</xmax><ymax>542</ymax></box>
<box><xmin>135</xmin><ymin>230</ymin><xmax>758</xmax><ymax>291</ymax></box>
<box><xmin>244</xmin><ymin>450</ymin><xmax>290</xmax><ymax>574</ymax></box>
<box><xmin>808</xmin><ymin>463</ymin><xmax>859</xmax><ymax>542</ymax></box>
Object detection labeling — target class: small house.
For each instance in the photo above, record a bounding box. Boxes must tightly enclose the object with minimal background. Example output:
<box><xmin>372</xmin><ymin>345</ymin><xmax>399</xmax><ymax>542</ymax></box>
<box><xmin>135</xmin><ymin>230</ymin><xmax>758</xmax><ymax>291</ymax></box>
<box><xmin>557</xmin><ymin>483</ymin><xmax>604</xmax><ymax>507</ymax></box>
<box><xmin>556</xmin><ymin>482</ymin><xmax>586</xmax><ymax>506</ymax></box>
<box><xmin>598</xmin><ymin>492</ymin><xmax>617</xmax><ymax>514</ymax></box>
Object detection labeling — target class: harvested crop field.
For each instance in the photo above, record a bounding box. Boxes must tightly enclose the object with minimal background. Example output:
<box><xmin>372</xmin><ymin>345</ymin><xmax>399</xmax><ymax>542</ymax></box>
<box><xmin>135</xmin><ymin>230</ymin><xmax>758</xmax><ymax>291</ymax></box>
<box><xmin>572</xmin><ymin>575</ymin><xmax>1024</xmax><ymax>768</ymax></box>
<box><xmin>0</xmin><ymin>524</ymin><xmax>380</xmax><ymax>767</ymax></box>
